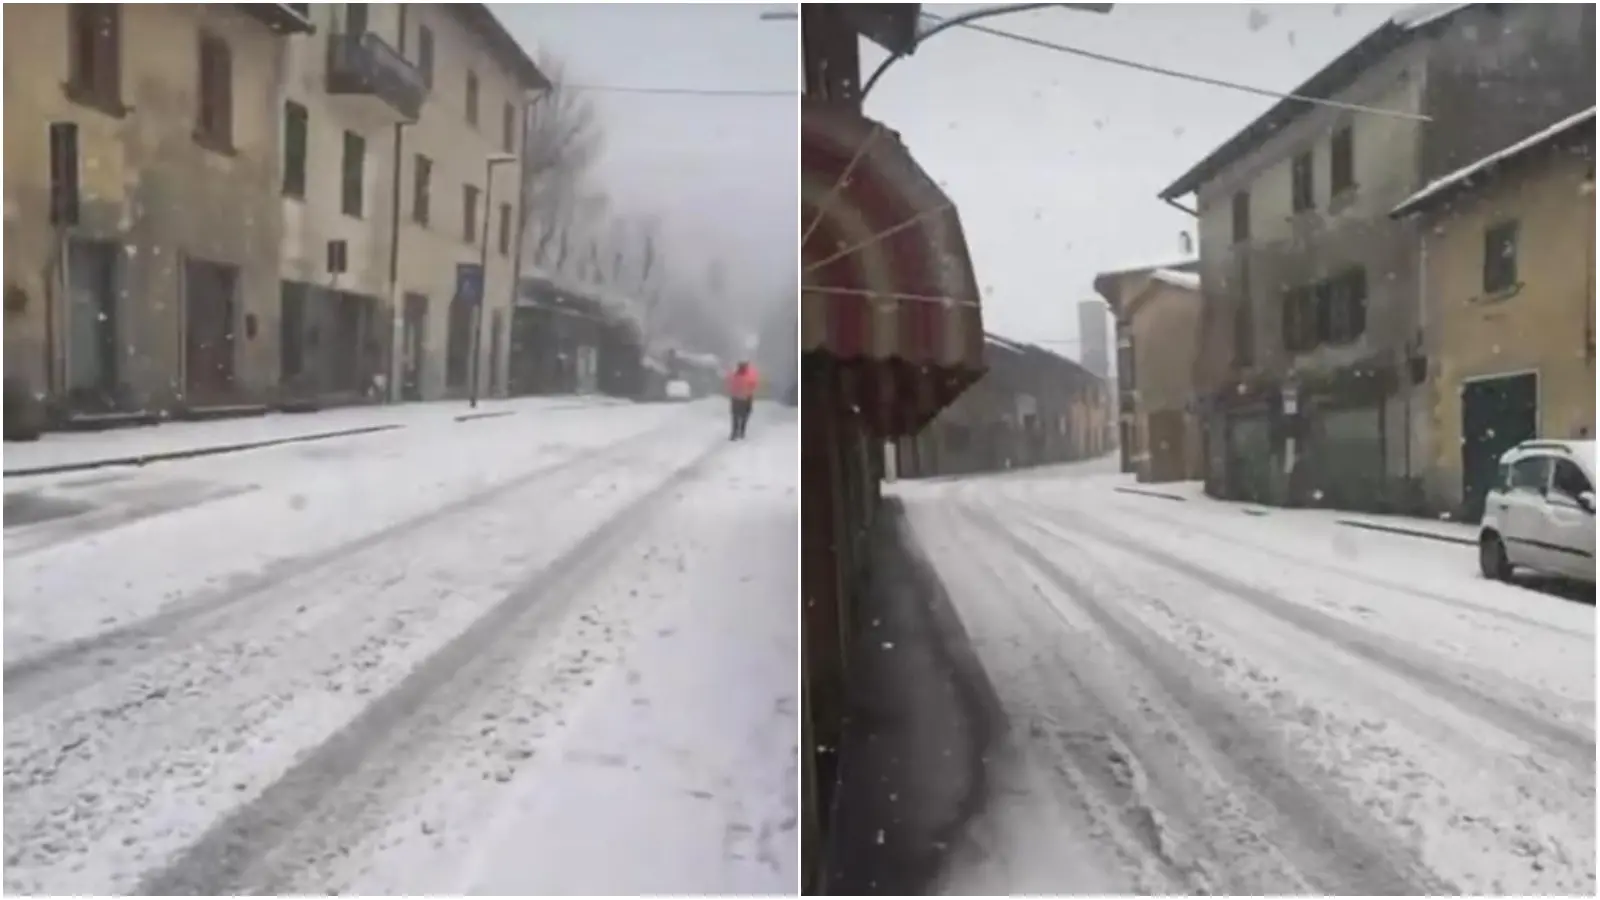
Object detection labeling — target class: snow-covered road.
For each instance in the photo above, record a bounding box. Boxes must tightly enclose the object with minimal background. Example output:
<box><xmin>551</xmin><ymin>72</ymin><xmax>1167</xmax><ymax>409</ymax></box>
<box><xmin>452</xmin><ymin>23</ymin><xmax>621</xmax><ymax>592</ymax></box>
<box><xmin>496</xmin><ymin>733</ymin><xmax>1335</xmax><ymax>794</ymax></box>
<box><xmin>3</xmin><ymin>401</ymin><xmax>797</xmax><ymax>895</ymax></box>
<box><xmin>895</xmin><ymin>462</ymin><xmax>1595</xmax><ymax>897</ymax></box>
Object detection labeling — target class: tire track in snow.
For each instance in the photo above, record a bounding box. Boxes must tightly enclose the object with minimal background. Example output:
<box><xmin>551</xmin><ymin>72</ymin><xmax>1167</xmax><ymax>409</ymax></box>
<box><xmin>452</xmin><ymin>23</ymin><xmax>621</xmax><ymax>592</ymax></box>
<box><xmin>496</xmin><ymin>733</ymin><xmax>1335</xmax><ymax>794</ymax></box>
<box><xmin>955</xmin><ymin>498</ymin><xmax>1449</xmax><ymax>896</ymax></box>
<box><xmin>1073</xmin><ymin>484</ymin><xmax>1591</xmax><ymax>642</ymax></box>
<box><xmin>911</xmin><ymin>501</ymin><xmax>1201</xmax><ymax>895</ymax></box>
<box><xmin>132</xmin><ymin>441</ymin><xmax>724</xmax><ymax>895</ymax></box>
<box><xmin>1021</xmin><ymin>500</ymin><xmax>1596</xmax><ymax>774</ymax></box>
<box><xmin>991</xmin><ymin>499</ymin><xmax>1595</xmax><ymax>896</ymax></box>
<box><xmin>2</xmin><ymin>415</ymin><xmax>693</xmax><ymax>716</ymax></box>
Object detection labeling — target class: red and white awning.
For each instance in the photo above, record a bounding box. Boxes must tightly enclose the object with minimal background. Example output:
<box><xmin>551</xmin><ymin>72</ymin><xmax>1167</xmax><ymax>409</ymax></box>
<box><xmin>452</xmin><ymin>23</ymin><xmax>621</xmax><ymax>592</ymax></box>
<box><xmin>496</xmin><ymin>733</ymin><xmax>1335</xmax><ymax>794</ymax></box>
<box><xmin>801</xmin><ymin>100</ymin><xmax>985</xmax><ymax>434</ymax></box>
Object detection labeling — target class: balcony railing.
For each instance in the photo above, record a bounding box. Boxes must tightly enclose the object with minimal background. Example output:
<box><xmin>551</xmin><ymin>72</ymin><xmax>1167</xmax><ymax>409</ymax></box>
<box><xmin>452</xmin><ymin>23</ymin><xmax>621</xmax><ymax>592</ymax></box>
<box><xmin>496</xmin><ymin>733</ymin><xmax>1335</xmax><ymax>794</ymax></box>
<box><xmin>326</xmin><ymin>31</ymin><xmax>426</xmax><ymax>121</ymax></box>
<box><xmin>236</xmin><ymin>4</ymin><xmax>315</xmax><ymax>34</ymax></box>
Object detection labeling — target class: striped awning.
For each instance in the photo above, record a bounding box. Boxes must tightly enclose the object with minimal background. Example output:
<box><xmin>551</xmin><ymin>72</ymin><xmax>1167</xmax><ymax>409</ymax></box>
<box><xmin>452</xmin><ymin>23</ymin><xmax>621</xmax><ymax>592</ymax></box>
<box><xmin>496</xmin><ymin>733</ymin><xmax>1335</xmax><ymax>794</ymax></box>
<box><xmin>801</xmin><ymin>101</ymin><xmax>985</xmax><ymax>434</ymax></box>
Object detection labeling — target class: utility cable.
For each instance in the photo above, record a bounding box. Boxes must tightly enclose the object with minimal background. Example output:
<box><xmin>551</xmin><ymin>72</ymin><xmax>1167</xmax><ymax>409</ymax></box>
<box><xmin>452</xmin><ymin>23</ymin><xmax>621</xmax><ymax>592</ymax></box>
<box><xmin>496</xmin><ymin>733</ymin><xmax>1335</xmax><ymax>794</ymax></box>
<box><xmin>914</xmin><ymin>9</ymin><xmax>1430</xmax><ymax>122</ymax></box>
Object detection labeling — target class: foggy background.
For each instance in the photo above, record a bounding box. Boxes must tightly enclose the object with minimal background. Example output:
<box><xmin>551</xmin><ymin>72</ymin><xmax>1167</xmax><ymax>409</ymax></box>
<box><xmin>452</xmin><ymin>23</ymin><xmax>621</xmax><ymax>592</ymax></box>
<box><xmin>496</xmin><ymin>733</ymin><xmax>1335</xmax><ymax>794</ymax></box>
<box><xmin>498</xmin><ymin>4</ymin><xmax>799</xmax><ymax>361</ymax></box>
<box><xmin>861</xmin><ymin>3</ymin><xmax>1407</xmax><ymax>358</ymax></box>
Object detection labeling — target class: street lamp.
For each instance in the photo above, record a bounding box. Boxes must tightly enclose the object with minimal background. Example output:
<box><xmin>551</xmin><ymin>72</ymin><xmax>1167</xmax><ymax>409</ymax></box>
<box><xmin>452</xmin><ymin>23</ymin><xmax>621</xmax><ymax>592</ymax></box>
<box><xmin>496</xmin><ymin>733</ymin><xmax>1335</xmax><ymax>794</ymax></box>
<box><xmin>469</xmin><ymin>151</ymin><xmax>520</xmax><ymax>409</ymax></box>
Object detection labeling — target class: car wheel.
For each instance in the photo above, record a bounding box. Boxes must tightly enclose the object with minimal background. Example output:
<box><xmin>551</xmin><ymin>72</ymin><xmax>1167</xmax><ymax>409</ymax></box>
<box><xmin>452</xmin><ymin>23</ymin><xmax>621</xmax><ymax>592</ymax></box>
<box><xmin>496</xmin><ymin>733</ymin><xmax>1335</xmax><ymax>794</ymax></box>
<box><xmin>1479</xmin><ymin>532</ymin><xmax>1512</xmax><ymax>581</ymax></box>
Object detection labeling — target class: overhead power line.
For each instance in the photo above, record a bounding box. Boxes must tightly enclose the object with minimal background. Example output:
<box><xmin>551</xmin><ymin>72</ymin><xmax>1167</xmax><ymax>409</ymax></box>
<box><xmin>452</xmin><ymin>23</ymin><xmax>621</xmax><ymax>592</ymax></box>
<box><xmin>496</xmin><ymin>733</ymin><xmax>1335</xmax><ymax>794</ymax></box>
<box><xmin>917</xmin><ymin>10</ymin><xmax>1431</xmax><ymax>123</ymax></box>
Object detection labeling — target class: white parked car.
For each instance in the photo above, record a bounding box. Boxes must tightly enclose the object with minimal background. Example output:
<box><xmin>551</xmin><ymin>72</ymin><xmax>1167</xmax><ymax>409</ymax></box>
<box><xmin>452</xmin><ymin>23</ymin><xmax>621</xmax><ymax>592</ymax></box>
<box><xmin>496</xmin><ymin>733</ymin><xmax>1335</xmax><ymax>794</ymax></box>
<box><xmin>1478</xmin><ymin>439</ymin><xmax>1595</xmax><ymax>584</ymax></box>
<box><xmin>664</xmin><ymin>378</ymin><xmax>692</xmax><ymax>401</ymax></box>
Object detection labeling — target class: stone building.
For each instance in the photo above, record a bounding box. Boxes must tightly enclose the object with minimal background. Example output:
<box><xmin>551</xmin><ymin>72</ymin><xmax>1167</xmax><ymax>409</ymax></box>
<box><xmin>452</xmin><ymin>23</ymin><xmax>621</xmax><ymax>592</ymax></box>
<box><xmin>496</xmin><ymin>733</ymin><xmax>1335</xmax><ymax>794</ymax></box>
<box><xmin>1390</xmin><ymin>108</ymin><xmax>1596</xmax><ymax>521</ymax></box>
<box><xmin>1162</xmin><ymin>3</ymin><xmax>1594</xmax><ymax>513</ymax></box>
<box><xmin>4</xmin><ymin>4</ymin><xmax>314</xmax><ymax>420</ymax></box>
<box><xmin>893</xmin><ymin>334</ymin><xmax>1109</xmax><ymax>479</ymax></box>
<box><xmin>2</xmin><ymin>3</ymin><xmax>548</xmax><ymax>427</ymax></box>
<box><xmin>1093</xmin><ymin>267</ymin><xmax>1205</xmax><ymax>484</ymax></box>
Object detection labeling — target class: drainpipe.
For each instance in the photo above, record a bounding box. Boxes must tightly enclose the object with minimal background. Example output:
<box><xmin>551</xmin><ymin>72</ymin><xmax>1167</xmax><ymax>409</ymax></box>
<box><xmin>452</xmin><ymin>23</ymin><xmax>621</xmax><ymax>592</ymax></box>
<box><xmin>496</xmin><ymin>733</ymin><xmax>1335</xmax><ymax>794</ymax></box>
<box><xmin>1408</xmin><ymin>229</ymin><xmax>1426</xmax><ymax>509</ymax></box>
<box><xmin>385</xmin><ymin>4</ymin><xmax>411</xmax><ymax>403</ymax></box>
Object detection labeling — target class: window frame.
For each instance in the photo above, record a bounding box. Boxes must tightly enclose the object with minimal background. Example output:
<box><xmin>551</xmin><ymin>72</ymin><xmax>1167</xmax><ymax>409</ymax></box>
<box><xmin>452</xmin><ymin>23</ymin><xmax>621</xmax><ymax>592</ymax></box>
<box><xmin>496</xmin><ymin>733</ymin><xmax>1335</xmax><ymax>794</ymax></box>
<box><xmin>1290</xmin><ymin>150</ymin><xmax>1315</xmax><ymax>213</ymax></box>
<box><xmin>497</xmin><ymin>202</ymin><xmax>512</xmax><ymax>256</ymax></box>
<box><xmin>345</xmin><ymin>3</ymin><xmax>369</xmax><ymax>35</ymax></box>
<box><xmin>1281</xmin><ymin>284</ymin><xmax>1316</xmax><ymax>354</ymax></box>
<box><xmin>1319</xmin><ymin>266</ymin><xmax>1368</xmax><ymax>346</ymax></box>
<box><xmin>1231</xmin><ymin>190</ymin><xmax>1250</xmax><ymax>243</ymax></box>
<box><xmin>412</xmin><ymin>153</ymin><xmax>432</xmax><ymax>226</ymax></box>
<box><xmin>66</xmin><ymin>4</ymin><xmax>124</xmax><ymax>115</ymax></box>
<box><xmin>502</xmin><ymin>101</ymin><xmax>517</xmax><ymax>154</ymax></box>
<box><xmin>341</xmin><ymin>130</ymin><xmax>366</xmax><ymax>219</ymax></box>
<box><xmin>1330</xmin><ymin>125</ymin><xmax>1355</xmax><ymax>196</ymax></box>
<box><xmin>282</xmin><ymin>100</ymin><xmax>309</xmax><ymax>198</ymax></box>
<box><xmin>195</xmin><ymin>31</ymin><xmax>235</xmax><ymax>152</ymax></box>
<box><xmin>1483</xmin><ymin>219</ymin><xmax>1520</xmax><ymax>295</ymax></box>
<box><xmin>417</xmin><ymin>25</ymin><xmax>435</xmax><ymax>89</ymax></box>
<box><xmin>463</xmin><ymin>183</ymin><xmax>481</xmax><ymax>244</ymax></box>
<box><xmin>465</xmin><ymin>70</ymin><xmax>480</xmax><ymax>127</ymax></box>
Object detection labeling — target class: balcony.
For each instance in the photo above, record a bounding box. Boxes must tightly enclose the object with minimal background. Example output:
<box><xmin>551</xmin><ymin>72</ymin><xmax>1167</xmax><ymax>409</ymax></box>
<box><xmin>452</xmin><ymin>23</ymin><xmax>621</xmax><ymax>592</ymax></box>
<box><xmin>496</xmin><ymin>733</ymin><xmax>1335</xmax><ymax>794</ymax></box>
<box><xmin>236</xmin><ymin>4</ymin><xmax>315</xmax><ymax>35</ymax></box>
<box><xmin>325</xmin><ymin>31</ymin><xmax>426</xmax><ymax>122</ymax></box>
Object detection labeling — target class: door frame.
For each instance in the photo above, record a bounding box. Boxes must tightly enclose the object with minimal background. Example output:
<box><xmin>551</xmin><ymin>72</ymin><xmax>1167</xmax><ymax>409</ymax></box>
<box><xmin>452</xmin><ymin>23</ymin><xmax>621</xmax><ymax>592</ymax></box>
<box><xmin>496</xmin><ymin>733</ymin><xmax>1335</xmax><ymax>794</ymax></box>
<box><xmin>1459</xmin><ymin>367</ymin><xmax>1542</xmax><ymax>521</ymax></box>
<box><xmin>64</xmin><ymin>237</ymin><xmax>123</xmax><ymax>411</ymax></box>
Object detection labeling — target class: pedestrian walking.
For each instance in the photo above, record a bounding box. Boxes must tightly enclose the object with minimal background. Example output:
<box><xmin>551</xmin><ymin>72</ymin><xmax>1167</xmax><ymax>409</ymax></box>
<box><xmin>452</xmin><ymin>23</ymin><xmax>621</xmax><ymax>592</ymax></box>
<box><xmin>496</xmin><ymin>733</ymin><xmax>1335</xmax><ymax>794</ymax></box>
<box><xmin>726</xmin><ymin>361</ymin><xmax>760</xmax><ymax>440</ymax></box>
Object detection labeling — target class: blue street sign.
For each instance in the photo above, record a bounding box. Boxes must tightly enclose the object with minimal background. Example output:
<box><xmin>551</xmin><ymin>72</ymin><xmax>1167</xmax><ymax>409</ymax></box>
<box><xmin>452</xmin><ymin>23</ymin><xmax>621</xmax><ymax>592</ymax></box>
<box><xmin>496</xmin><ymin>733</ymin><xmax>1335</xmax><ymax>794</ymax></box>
<box><xmin>455</xmin><ymin>262</ymin><xmax>484</xmax><ymax>306</ymax></box>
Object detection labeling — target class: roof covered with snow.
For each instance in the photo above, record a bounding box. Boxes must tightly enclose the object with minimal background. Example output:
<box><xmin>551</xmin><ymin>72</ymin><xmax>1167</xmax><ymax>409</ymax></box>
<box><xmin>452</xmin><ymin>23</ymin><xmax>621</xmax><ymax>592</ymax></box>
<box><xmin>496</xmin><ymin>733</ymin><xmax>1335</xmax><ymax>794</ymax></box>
<box><xmin>1150</xmin><ymin>269</ymin><xmax>1201</xmax><ymax>291</ymax></box>
<box><xmin>1390</xmin><ymin>107</ymin><xmax>1596</xmax><ymax>217</ymax></box>
<box><xmin>984</xmin><ymin>333</ymin><xmax>1030</xmax><ymax>356</ymax></box>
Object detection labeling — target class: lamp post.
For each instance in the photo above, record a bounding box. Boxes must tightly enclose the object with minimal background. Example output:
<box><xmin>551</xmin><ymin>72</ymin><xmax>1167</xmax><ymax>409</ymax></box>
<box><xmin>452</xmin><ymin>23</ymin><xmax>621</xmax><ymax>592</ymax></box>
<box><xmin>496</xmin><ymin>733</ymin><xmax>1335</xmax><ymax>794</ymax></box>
<box><xmin>469</xmin><ymin>152</ymin><xmax>518</xmax><ymax>409</ymax></box>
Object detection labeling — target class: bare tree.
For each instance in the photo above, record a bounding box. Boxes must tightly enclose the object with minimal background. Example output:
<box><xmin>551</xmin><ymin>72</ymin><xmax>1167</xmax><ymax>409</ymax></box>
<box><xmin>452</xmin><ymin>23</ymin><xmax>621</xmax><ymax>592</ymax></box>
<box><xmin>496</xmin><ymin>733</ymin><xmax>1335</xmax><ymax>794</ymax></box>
<box><xmin>520</xmin><ymin>53</ymin><xmax>603</xmax><ymax>272</ymax></box>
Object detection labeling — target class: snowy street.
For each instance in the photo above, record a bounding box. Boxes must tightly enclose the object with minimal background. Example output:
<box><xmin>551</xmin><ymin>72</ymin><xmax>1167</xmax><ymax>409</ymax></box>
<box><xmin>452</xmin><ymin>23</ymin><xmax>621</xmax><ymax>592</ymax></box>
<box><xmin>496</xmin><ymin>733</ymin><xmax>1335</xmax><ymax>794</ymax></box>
<box><xmin>3</xmin><ymin>400</ymin><xmax>797</xmax><ymax>895</ymax></box>
<box><xmin>893</xmin><ymin>461</ymin><xmax>1595</xmax><ymax>897</ymax></box>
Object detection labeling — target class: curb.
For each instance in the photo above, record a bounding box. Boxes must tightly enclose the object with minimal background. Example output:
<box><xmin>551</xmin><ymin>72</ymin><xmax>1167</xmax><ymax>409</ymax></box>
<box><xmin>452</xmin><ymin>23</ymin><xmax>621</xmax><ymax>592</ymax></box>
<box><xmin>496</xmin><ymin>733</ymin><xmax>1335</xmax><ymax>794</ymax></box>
<box><xmin>1336</xmin><ymin>519</ymin><xmax>1476</xmax><ymax>547</ymax></box>
<box><xmin>1113</xmin><ymin>485</ymin><xmax>1188</xmax><ymax>502</ymax></box>
<box><xmin>3</xmin><ymin>424</ymin><xmax>404</xmax><ymax>479</ymax></box>
<box><xmin>454</xmin><ymin>410</ymin><xmax>518</xmax><ymax>423</ymax></box>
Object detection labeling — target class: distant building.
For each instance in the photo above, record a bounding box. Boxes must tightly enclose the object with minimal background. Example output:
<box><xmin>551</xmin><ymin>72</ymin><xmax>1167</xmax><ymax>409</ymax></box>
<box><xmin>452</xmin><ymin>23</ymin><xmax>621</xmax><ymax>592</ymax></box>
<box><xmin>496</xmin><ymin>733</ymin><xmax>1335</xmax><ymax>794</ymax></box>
<box><xmin>893</xmin><ymin>333</ymin><xmax>1110</xmax><ymax>479</ymax></box>
<box><xmin>1094</xmin><ymin>267</ymin><xmax>1206</xmax><ymax>484</ymax></box>
<box><xmin>1076</xmin><ymin>298</ymin><xmax>1111</xmax><ymax>378</ymax></box>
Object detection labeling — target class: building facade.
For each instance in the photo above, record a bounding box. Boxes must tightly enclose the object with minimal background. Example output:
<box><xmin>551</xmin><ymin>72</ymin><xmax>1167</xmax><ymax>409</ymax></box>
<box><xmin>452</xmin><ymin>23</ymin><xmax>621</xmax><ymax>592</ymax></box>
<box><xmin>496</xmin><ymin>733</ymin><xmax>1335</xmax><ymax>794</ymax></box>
<box><xmin>1164</xmin><ymin>3</ymin><xmax>1594</xmax><ymax>513</ymax></box>
<box><xmin>1095</xmin><ymin>269</ymin><xmax>1205</xmax><ymax>484</ymax></box>
<box><xmin>1091</xmin><ymin>258</ymin><xmax>1197</xmax><ymax>473</ymax></box>
<box><xmin>2</xmin><ymin>3</ymin><xmax>546</xmax><ymax>428</ymax></box>
<box><xmin>387</xmin><ymin>4</ymin><xmax>545</xmax><ymax>404</ymax></box>
<box><xmin>893</xmin><ymin>334</ymin><xmax>1109</xmax><ymax>479</ymax></box>
<box><xmin>1391</xmin><ymin>109</ymin><xmax>1596</xmax><ymax>521</ymax></box>
<box><xmin>4</xmin><ymin>4</ymin><xmax>314</xmax><ymax>420</ymax></box>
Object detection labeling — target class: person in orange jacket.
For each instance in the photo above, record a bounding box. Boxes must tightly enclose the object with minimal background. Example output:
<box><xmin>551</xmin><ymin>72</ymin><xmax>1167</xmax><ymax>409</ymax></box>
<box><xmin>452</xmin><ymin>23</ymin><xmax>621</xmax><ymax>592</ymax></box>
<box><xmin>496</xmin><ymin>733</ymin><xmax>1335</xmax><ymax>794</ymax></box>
<box><xmin>726</xmin><ymin>360</ymin><xmax>759</xmax><ymax>440</ymax></box>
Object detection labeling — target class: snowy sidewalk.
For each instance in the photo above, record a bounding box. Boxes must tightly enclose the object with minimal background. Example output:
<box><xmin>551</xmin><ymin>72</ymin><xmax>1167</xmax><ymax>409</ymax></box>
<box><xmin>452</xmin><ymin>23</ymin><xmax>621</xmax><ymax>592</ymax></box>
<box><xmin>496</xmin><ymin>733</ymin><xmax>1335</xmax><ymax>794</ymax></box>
<box><xmin>1107</xmin><ymin>476</ymin><xmax>1478</xmax><ymax>545</ymax></box>
<box><xmin>2</xmin><ymin>395</ymin><xmax>629</xmax><ymax>477</ymax></box>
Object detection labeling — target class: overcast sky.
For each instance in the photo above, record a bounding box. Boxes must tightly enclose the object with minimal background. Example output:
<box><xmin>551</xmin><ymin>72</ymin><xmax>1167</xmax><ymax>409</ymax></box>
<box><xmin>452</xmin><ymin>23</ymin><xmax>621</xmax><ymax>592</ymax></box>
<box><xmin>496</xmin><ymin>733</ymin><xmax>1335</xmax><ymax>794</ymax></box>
<box><xmin>496</xmin><ymin>4</ymin><xmax>798</xmax><ymax>328</ymax></box>
<box><xmin>862</xmin><ymin>3</ymin><xmax>1406</xmax><ymax>358</ymax></box>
